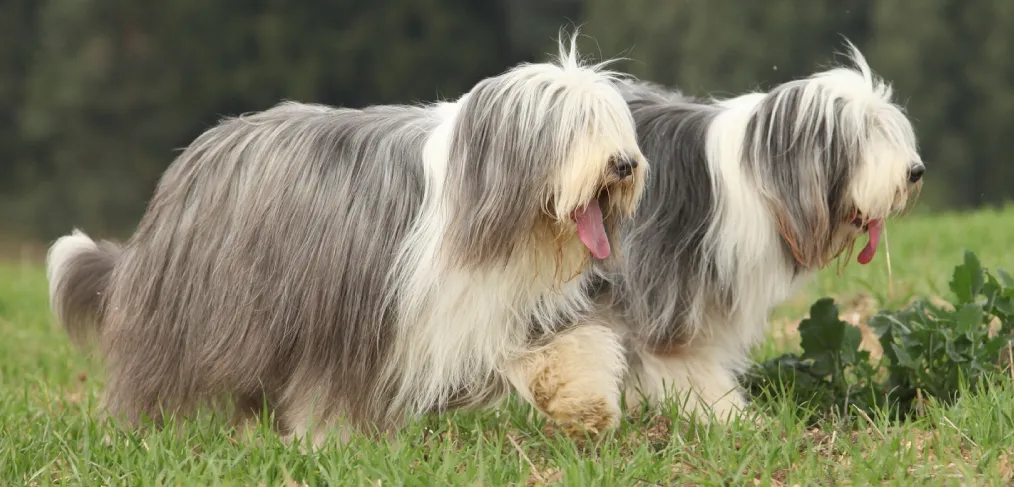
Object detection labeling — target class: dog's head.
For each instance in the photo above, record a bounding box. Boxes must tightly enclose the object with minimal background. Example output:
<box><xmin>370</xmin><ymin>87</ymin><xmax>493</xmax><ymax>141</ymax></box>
<box><xmin>742</xmin><ymin>41</ymin><xmax>923</xmax><ymax>270</ymax></box>
<box><xmin>443</xmin><ymin>33</ymin><xmax>647</xmax><ymax>273</ymax></box>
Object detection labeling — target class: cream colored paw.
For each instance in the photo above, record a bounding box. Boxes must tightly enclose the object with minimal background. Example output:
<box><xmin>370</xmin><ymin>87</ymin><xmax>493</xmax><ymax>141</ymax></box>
<box><xmin>507</xmin><ymin>324</ymin><xmax>627</xmax><ymax>439</ymax></box>
<box><xmin>529</xmin><ymin>365</ymin><xmax>622</xmax><ymax>437</ymax></box>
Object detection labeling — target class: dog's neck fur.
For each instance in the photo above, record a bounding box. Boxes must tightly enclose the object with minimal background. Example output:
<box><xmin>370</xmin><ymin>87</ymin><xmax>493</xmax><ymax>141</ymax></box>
<box><xmin>601</xmin><ymin>81</ymin><xmax>816</xmax><ymax>373</ymax></box>
<box><xmin>383</xmin><ymin>107</ymin><xmax>604</xmax><ymax>422</ymax></box>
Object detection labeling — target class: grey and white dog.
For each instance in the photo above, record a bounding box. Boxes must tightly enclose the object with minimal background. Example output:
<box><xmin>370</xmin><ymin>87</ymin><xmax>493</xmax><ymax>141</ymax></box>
<box><xmin>46</xmin><ymin>36</ymin><xmax>648</xmax><ymax>445</ymax></box>
<box><xmin>585</xmin><ymin>43</ymin><xmax>925</xmax><ymax>423</ymax></box>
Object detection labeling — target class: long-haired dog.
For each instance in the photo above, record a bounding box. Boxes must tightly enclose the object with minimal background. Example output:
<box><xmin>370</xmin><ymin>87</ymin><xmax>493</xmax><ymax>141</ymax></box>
<box><xmin>46</xmin><ymin>36</ymin><xmax>648</xmax><ymax>445</ymax></box>
<box><xmin>590</xmin><ymin>43</ymin><xmax>924</xmax><ymax>422</ymax></box>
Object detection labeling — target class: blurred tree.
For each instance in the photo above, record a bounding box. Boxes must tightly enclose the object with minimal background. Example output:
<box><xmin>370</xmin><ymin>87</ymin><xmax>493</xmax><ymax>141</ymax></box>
<box><xmin>581</xmin><ymin>0</ymin><xmax>1014</xmax><ymax>210</ymax></box>
<box><xmin>2</xmin><ymin>0</ymin><xmax>1013</xmax><ymax>240</ymax></box>
<box><xmin>503</xmin><ymin>0</ymin><xmax>584</xmax><ymax>59</ymax></box>
<box><xmin>869</xmin><ymin>0</ymin><xmax>1014</xmax><ymax>210</ymax></box>
<box><xmin>582</xmin><ymin>0</ymin><xmax>867</xmax><ymax>95</ymax></box>
<box><xmin>9</xmin><ymin>0</ymin><xmax>517</xmax><ymax>239</ymax></box>
<box><xmin>0</xmin><ymin>0</ymin><xmax>42</xmax><ymax>192</ymax></box>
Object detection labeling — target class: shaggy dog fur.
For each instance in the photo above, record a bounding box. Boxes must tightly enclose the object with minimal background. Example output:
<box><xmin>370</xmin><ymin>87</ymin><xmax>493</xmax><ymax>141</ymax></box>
<box><xmin>590</xmin><ymin>43</ymin><xmax>924</xmax><ymax>423</ymax></box>
<box><xmin>46</xmin><ymin>36</ymin><xmax>648</xmax><ymax>446</ymax></box>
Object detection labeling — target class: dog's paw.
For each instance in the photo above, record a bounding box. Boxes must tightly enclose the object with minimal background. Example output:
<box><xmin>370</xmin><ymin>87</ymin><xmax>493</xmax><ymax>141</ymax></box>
<box><xmin>507</xmin><ymin>324</ymin><xmax>626</xmax><ymax>440</ymax></box>
<box><xmin>529</xmin><ymin>365</ymin><xmax>621</xmax><ymax>438</ymax></box>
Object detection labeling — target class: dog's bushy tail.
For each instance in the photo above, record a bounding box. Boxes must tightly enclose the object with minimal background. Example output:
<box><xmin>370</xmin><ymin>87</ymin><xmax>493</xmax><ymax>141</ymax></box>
<box><xmin>46</xmin><ymin>229</ymin><xmax>122</xmax><ymax>348</ymax></box>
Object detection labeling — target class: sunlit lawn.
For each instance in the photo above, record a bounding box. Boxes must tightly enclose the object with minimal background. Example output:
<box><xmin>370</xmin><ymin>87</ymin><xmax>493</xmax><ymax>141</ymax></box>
<box><xmin>2</xmin><ymin>206</ymin><xmax>1013</xmax><ymax>485</ymax></box>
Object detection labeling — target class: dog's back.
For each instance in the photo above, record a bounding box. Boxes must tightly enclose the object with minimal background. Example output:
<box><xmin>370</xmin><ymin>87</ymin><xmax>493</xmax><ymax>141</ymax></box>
<box><xmin>48</xmin><ymin>102</ymin><xmax>437</xmax><ymax>428</ymax></box>
<box><xmin>597</xmin><ymin>82</ymin><xmax>726</xmax><ymax>349</ymax></box>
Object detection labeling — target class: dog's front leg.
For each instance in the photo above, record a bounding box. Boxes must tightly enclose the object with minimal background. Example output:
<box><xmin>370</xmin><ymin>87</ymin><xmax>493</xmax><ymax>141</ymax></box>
<box><xmin>505</xmin><ymin>324</ymin><xmax>627</xmax><ymax>439</ymax></box>
<box><xmin>624</xmin><ymin>344</ymin><xmax>747</xmax><ymax>424</ymax></box>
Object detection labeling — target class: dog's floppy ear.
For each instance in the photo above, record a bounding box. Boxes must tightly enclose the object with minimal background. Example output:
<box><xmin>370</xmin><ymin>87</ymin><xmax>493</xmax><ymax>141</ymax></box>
<box><xmin>746</xmin><ymin>82</ymin><xmax>857</xmax><ymax>270</ymax></box>
<box><xmin>767</xmin><ymin>185</ymin><xmax>832</xmax><ymax>270</ymax></box>
<box><xmin>764</xmin><ymin>125</ymin><xmax>857</xmax><ymax>271</ymax></box>
<box><xmin>442</xmin><ymin>76</ymin><xmax>550</xmax><ymax>269</ymax></box>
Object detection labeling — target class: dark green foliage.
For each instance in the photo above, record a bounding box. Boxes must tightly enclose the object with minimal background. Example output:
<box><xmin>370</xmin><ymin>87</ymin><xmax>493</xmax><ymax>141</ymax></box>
<box><xmin>1</xmin><ymin>0</ymin><xmax>525</xmax><ymax>240</ymax></box>
<box><xmin>582</xmin><ymin>0</ymin><xmax>1014</xmax><ymax>212</ymax></box>
<box><xmin>746</xmin><ymin>299</ymin><xmax>886</xmax><ymax>421</ymax></box>
<box><xmin>2</xmin><ymin>1</ymin><xmax>1014</xmax><ymax>238</ymax></box>
<box><xmin>747</xmin><ymin>251</ymin><xmax>1014</xmax><ymax>423</ymax></box>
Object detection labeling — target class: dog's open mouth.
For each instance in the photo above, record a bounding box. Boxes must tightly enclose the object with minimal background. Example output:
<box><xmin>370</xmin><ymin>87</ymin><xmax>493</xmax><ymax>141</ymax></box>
<box><xmin>572</xmin><ymin>194</ymin><xmax>610</xmax><ymax>260</ymax></box>
<box><xmin>849</xmin><ymin>213</ymin><xmax>883</xmax><ymax>265</ymax></box>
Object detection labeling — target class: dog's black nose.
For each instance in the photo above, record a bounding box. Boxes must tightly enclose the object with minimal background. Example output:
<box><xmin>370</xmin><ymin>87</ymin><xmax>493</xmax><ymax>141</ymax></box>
<box><xmin>908</xmin><ymin>164</ymin><xmax>925</xmax><ymax>183</ymax></box>
<box><xmin>612</xmin><ymin>156</ymin><xmax>638</xmax><ymax>179</ymax></box>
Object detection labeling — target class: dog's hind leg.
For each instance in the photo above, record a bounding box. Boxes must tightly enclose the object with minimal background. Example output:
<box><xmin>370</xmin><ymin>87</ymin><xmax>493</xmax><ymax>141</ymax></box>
<box><xmin>230</xmin><ymin>390</ymin><xmax>282</xmax><ymax>442</ymax></box>
<box><xmin>99</xmin><ymin>367</ymin><xmax>172</xmax><ymax>430</ymax></box>
<box><xmin>506</xmin><ymin>323</ymin><xmax>627</xmax><ymax>439</ymax></box>
<box><xmin>97</xmin><ymin>333</ymin><xmax>199</xmax><ymax>433</ymax></box>
<box><xmin>276</xmin><ymin>382</ymin><xmax>360</xmax><ymax>450</ymax></box>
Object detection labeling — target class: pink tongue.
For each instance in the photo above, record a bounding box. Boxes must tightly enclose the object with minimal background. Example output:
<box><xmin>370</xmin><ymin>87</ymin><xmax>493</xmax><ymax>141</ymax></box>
<box><xmin>857</xmin><ymin>219</ymin><xmax>883</xmax><ymax>265</ymax></box>
<box><xmin>574</xmin><ymin>200</ymin><xmax>610</xmax><ymax>259</ymax></box>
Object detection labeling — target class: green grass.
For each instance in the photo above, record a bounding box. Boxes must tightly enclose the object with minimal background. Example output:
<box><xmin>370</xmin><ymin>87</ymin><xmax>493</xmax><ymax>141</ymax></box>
<box><xmin>3</xmin><ymin>207</ymin><xmax>1014</xmax><ymax>486</ymax></box>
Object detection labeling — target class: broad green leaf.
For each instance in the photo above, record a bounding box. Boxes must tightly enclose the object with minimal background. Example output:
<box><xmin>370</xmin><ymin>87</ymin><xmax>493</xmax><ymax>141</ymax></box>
<box><xmin>899</xmin><ymin>335</ymin><xmax>926</xmax><ymax>361</ymax></box>
<box><xmin>890</xmin><ymin>343</ymin><xmax>917</xmax><ymax>369</ymax></box>
<box><xmin>798</xmin><ymin>298</ymin><xmax>852</xmax><ymax>377</ymax></box>
<box><xmin>873</xmin><ymin>316</ymin><xmax>899</xmax><ymax>365</ymax></box>
<box><xmin>983</xmin><ymin>274</ymin><xmax>1002</xmax><ymax>312</ymax></box>
<box><xmin>944</xmin><ymin>341</ymin><xmax>966</xmax><ymax>363</ymax></box>
<box><xmin>870</xmin><ymin>313</ymin><xmax>901</xmax><ymax>337</ymax></box>
<box><xmin>799</xmin><ymin>298</ymin><xmax>846</xmax><ymax>355</ymax></box>
<box><xmin>954</xmin><ymin>303</ymin><xmax>983</xmax><ymax>336</ymax></box>
<box><xmin>857</xmin><ymin>349</ymin><xmax>871</xmax><ymax>362</ymax></box>
<box><xmin>997</xmin><ymin>268</ymin><xmax>1014</xmax><ymax>288</ymax></box>
<box><xmin>949</xmin><ymin>250</ymin><xmax>984</xmax><ymax>303</ymax></box>
<box><xmin>997</xmin><ymin>296</ymin><xmax>1014</xmax><ymax>313</ymax></box>
<box><xmin>840</xmin><ymin>323</ymin><xmax>864</xmax><ymax>366</ymax></box>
